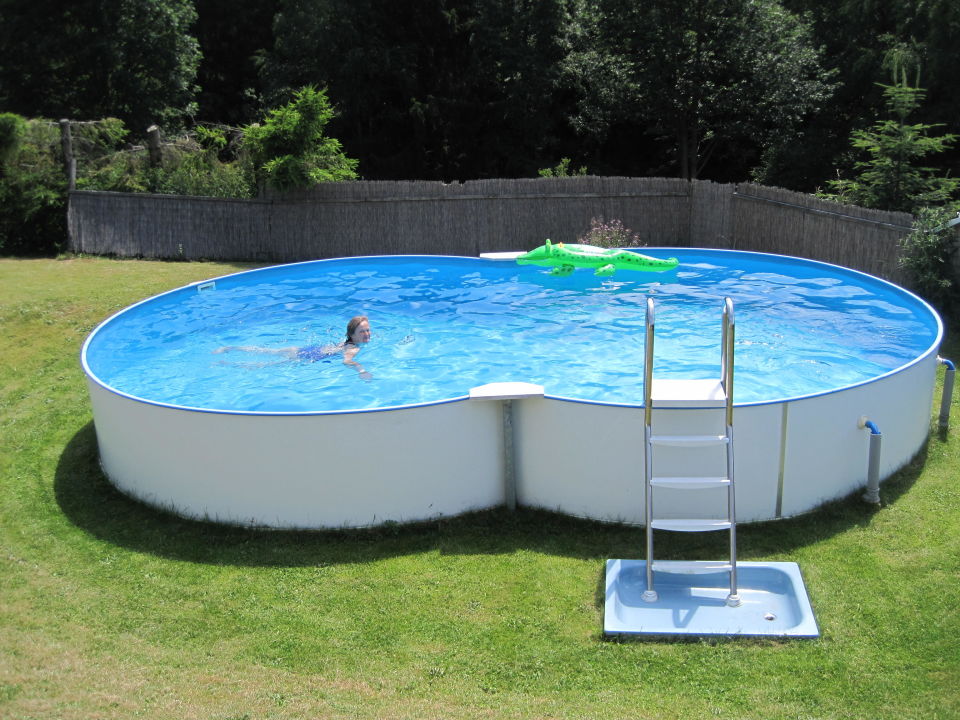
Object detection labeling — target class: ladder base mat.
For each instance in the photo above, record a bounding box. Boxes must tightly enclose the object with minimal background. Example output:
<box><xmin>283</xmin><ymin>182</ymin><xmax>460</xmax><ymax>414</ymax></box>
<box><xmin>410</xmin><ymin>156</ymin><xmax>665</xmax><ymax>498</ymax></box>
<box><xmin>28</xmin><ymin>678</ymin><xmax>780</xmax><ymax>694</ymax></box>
<box><xmin>603</xmin><ymin>559</ymin><xmax>819</xmax><ymax>638</ymax></box>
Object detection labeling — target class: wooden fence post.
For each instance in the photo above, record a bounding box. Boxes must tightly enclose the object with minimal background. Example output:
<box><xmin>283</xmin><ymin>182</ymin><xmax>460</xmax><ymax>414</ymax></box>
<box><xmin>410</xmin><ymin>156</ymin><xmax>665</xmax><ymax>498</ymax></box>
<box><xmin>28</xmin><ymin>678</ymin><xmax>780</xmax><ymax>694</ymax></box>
<box><xmin>146</xmin><ymin>125</ymin><xmax>162</xmax><ymax>168</ymax></box>
<box><xmin>59</xmin><ymin>119</ymin><xmax>76</xmax><ymax>190</ymax></box>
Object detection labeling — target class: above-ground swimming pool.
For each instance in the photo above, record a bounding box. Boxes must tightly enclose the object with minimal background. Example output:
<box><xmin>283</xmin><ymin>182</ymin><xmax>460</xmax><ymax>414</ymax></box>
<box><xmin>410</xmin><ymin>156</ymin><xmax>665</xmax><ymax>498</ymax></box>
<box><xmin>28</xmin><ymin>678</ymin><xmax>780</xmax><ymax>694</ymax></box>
<box><xmin>82</xmin><ymin>248</ymin><xmax>943</xmax><ymax>529</ymax></box>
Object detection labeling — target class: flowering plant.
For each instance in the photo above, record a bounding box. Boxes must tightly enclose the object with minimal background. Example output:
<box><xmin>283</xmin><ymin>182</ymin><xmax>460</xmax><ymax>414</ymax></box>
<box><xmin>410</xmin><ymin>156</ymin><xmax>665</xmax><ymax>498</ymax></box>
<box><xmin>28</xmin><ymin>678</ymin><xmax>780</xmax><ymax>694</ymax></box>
<box><xmin>577</xmin><ymin>216</ymin><xmax>644</xmax><ymax>248</ymax></box>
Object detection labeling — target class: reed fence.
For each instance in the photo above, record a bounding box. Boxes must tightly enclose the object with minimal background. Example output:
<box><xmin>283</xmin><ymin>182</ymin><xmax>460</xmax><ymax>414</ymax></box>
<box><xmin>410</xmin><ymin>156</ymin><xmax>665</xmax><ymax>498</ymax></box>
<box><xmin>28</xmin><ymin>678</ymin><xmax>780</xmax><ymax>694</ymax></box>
<box><xmin>67</xmin><ymin>177</ymin><xmax>914</xmax><ymax>283</ymax></box>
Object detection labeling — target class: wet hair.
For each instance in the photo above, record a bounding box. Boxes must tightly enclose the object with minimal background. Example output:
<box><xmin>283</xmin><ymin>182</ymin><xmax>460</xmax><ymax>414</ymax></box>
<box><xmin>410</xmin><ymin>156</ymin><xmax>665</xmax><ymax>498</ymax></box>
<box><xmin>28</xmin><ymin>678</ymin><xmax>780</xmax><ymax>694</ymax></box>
<box><xmin>345</xmin><ymin>315</ymin><xmax>368</xmax><ymax>343</ymax></box>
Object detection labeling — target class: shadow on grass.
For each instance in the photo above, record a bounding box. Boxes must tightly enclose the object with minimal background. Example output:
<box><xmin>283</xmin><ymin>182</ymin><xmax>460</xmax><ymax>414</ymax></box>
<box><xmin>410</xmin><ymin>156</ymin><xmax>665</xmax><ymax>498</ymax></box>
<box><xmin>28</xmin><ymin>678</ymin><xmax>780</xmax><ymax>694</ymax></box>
<box><xmin>56</xmin><ymin>420</ymin><xmax>929</xmax><ymax>570</ymax></box>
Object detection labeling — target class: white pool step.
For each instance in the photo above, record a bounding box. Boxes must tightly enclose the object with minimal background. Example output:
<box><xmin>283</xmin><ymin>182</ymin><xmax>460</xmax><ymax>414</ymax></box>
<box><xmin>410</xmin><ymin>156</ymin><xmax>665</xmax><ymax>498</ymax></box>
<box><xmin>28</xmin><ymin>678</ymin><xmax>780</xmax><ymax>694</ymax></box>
<box><xmin>649</xmin><ymin>434</ymin><xmax>729</xmax><ymax>447</ymax></box>
<box><xmin>651</xmin><ymin>519</ymin><xmax>733</xmax><ymax>532</ymax></box>
<box><xmin>650</xmin><ymin>378</ymin><xmax>727</xmax><ymax>408</ymax></box>
<box><xmin>651</xmin><ymin>476</ymin><xmax>730</xmax><ymax>489</ymax></box>
<box><xmin>651</xmin><ymin>560</ymin><xmax>734</xmax><ymax>574</ymax></box>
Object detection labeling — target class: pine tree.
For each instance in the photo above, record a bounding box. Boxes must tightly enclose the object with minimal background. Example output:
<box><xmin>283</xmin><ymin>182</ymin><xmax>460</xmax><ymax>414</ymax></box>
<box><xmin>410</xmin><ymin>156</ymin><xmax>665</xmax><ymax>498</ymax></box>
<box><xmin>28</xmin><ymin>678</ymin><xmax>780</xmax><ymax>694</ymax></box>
<box><xmin>823</xmin><ymin>73</ymin><xmax>958</xmax><ymax>214</ymax></box>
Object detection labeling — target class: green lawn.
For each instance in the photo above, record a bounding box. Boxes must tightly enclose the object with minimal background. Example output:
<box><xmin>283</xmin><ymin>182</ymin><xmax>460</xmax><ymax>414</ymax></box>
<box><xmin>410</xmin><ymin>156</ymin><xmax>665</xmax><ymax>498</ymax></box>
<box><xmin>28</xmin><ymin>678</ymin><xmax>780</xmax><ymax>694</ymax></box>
<box><xmin>1</xmin><ymin>256</ymin><xmax>958</xmax><ymax>720</ymax></box>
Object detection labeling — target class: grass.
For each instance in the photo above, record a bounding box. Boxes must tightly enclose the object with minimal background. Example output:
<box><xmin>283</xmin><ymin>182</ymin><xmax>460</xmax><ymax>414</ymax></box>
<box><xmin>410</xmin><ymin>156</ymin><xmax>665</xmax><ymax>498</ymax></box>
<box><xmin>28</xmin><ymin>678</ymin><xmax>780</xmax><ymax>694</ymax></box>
<box><xmin>1</xmin><ymin>255</ymin><xmax>958</xmax><ymax>719</ymax></box>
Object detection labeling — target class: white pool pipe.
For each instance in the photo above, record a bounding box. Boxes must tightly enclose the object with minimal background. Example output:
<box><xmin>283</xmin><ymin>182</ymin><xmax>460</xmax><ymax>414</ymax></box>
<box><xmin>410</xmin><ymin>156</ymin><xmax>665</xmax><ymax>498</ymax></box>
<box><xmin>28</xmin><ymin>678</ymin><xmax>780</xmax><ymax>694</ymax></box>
<box><xmin>939</xmin><ymin>357</ymin><xmax>955</xmax><ymax>431</ymax></box>
<box><xmin>858</xmin><ymin>416</ymin><xmax>883</xmax><ymax>504</ymax></box>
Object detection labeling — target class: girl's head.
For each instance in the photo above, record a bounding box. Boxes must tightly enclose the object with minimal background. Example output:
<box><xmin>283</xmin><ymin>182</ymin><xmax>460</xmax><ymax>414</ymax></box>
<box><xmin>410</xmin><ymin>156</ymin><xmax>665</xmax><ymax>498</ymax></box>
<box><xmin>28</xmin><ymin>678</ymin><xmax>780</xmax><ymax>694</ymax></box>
<box><xmin>346</xmin><ymin>315</ymin><xmax>371</xmax><ymax>344</ymax></box>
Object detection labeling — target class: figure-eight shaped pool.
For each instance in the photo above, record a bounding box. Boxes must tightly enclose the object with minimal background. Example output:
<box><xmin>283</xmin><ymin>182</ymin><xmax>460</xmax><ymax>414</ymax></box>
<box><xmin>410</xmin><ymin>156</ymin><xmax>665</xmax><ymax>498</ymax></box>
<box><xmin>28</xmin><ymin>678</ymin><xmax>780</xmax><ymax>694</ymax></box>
<box><xmin>82</xmin><ymin>248</ymin><xmax>943</xmax><ymax>529</ymax></box>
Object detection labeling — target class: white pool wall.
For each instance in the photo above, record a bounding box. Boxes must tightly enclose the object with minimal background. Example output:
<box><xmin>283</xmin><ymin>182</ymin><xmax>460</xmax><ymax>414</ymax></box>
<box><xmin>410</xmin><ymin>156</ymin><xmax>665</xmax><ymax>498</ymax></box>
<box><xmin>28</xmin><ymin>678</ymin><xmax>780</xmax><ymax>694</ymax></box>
<box><xmin>515</xmin><ymin>348</ymin><xmax>938</xmax><ymax>524</ymax></box>
<box><xmin>86</xmin><ymin>342</ymin><xmax>937</xmax><ymax>529</ymax></box>
<box><xmin>86</xmin><ymin>382</ymin><xmax>505</xmax><ymax>528</ymax></box>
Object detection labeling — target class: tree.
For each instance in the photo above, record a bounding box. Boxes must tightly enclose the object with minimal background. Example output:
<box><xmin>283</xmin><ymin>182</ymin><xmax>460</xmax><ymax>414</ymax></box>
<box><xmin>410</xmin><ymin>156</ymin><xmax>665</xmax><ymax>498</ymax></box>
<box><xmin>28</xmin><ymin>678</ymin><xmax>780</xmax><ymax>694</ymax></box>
<box><xmin>0</xmin><ymin>0</ymin><xmax>200</xmax><ymax>132</ymax></box>
<box><xmin>821</xmin><ymin>70</ymin><xmax>958</xmax><ymax>214</ymax></box>
<box><xmin>769</xmin><ymin>0</ymin><xmax>960</xmax><ymax>191</ymax></box>
<box><xmin>243</xmin><ymin>86</ymin><xmax>359</xmax><ymax>192</ymax></box>
<box><xmin>0</xmin><ymin>112</ymin><xmax>26</xmax><ymax>168</ymax></box>
<box><xmin>593</xmin><ymin>0</ymin><xmax>832</xmax><ymax>180</ymax></box>
<box><xmin>0</xmin><ymin>115</ymin><xmax>66</xmax><ymax>255</ymax></box>
<box><xmin>261</xmin><ymin>0</ymin><xmax>587</xmax><ymax>180</ymax></box>
<box><xmin>262</xmin><ymin>0</ymin><xmax>465</xmax><ymax>178</ymax></box>
<box><xmin>468</xmin><ymin>0</ymin><xmax>585</xmax><ymax>177</ymax></box>
<box><xmin>193</xmin><ymin>0</ymin><xmax>280</xmax><ymax>125</ymax></box>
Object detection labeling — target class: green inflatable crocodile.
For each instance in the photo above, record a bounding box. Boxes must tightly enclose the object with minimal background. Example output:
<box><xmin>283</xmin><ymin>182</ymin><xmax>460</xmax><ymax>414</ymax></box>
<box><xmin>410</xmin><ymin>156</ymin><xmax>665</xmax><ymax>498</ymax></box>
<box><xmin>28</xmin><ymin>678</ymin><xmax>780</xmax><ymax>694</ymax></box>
<box><xmin>516</xmin><ymin>239</ymin><xmax>679</xmax><ymax>276</ymax></box>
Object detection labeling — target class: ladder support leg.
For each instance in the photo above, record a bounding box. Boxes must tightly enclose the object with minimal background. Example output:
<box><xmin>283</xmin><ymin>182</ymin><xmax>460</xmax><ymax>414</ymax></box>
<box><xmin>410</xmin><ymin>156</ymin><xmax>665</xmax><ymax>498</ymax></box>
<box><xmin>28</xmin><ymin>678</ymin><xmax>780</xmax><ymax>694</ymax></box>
<box><xmin>725</xmin><ymin>423</ymin><xmax>741</xmax><ymax>607</ymax></box>
<box><xmin>642</xmin><ymin>424</ymin><xmax>658</xmax><ymax>602</ymax></box>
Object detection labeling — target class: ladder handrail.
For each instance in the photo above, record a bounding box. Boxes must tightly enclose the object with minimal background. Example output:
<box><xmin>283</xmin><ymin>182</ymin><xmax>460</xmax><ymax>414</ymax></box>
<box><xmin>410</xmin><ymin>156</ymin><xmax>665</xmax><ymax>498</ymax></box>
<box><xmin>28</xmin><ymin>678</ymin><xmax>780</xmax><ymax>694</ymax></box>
<box><xmin>642</xmin><ymin>298</ymin><xmax>656</xmax><ymax>601</ymax></box>
<box><xmin>644</xmin><ymin>297</ymin><xmax>655</xmax><ymax>427</ymax></box>
<box><xmin>721</xmin><ymin>297</ymin><xmax>738</xmax><ymax>602</ymax></box>
<box><xmin>721</xmin><ymin>297</ymin><xmax>735</xmax><ymax>427</ymax></box>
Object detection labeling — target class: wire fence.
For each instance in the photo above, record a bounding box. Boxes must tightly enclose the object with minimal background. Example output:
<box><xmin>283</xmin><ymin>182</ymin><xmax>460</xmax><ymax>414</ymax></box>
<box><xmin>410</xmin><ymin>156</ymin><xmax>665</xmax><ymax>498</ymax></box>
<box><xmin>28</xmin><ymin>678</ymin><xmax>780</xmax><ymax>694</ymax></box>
<box><xmin>67</xmin><ymin>177</ymin><xmax>914</xmax><ymax>282</ymax></box>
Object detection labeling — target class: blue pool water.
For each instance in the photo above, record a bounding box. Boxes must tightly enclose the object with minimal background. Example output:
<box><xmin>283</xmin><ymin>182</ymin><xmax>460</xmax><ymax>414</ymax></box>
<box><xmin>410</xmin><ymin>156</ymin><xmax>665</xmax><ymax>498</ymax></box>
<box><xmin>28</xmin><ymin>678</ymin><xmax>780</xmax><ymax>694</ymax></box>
<box><xmin>82</xmin><ymin>249</ymin><xmax>941</xmax><ymax>413</ymax></box>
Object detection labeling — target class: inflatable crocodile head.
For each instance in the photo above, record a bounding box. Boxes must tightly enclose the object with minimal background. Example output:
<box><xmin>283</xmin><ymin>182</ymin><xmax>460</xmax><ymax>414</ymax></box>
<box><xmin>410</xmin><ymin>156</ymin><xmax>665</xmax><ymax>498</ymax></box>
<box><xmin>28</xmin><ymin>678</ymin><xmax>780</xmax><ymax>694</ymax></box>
<box><xmin>516</xmin><ymin>239</ymin><xmax>557</xmax><ymax>267</ymax></box>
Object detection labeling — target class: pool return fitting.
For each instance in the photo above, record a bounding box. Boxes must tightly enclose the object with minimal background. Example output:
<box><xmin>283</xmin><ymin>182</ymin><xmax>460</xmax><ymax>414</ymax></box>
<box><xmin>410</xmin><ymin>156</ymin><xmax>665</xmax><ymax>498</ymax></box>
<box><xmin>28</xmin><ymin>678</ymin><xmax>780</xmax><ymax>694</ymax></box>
<box><xmin>857</xmin><ymin>357</ymin><xmax>954</xmax><ymax>505</ymax></box>
<box><xmin>858</xmin><ymin>416</ymin><xmax>883</xmax><ymax>504</ymax></box>
<box><xmin>938</xmin><ymin>356</ymin><xmax>955</xmax><ymax>431</ymax></box>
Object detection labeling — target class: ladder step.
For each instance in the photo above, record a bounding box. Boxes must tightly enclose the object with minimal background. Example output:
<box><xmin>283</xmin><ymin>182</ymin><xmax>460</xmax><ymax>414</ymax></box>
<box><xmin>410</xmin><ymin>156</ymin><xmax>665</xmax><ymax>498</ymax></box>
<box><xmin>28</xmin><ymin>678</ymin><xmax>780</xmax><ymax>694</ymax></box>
<box><xmin>649</xmin><ymin>434</ymin><xmax>729</xmax><ymax>447</ymax></box>
<box><xmin>651</xmin><ymin>519</ymin><xmax>733</xmax><ymax>532</ymax></box>
<box><xmin>651</xmin><ymin>476</ymin><xmax>730</xmax><ymax>489</ymax></box>
<box><xmin>651</xmin><ymin>560</ymin><xmax>733</xmax><ymax>574</ymax></box>
<box><xmin>650</xmin><ymin>378</ymin><xmax>727</xmax><ymax>408</ymax></box>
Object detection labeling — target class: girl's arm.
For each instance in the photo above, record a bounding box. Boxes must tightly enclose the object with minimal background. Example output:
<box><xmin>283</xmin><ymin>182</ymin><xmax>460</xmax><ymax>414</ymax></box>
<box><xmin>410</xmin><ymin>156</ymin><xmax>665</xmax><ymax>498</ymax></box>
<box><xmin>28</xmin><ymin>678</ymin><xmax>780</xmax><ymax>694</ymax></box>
<box><xmin>343</xmin><ymin>345</ymin><xmax>372</xmax><ymax>380</ymax></box>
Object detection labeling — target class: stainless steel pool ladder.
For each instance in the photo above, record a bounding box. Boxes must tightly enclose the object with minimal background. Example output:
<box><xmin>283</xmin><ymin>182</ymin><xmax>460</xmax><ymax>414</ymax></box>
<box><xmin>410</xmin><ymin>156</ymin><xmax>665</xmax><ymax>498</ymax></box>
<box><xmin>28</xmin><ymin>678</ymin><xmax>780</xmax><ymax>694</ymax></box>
<box><xmin>641</xmin><ymin>297</ymin><xmax>740</xmax><ymax>607</ymax></box>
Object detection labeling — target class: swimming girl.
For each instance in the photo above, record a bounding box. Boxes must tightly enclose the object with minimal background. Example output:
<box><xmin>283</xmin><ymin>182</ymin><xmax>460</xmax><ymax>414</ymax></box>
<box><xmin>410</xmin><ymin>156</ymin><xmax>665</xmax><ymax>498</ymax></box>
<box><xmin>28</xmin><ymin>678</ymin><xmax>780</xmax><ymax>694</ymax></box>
<box><xmin>213</xmin><ymin>315</ymin><xmax>373</xmax><ymax>380</ymax></box>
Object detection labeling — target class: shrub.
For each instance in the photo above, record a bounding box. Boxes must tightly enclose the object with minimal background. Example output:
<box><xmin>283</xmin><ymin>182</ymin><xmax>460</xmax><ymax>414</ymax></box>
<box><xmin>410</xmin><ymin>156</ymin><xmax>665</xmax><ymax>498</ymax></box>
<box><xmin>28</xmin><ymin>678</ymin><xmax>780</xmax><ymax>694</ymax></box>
<box><xmin>78</xmin><ymin>123</ymin><xmax>255</xmax><ymax>198</ymax></box>
<box><xmin>900</xmin><ymin>206</ymin><xmax>959</xmax><ymax>318</ymax></box>
<box><xmin>243</xmin><ymin>86</ymin><xmax>358</xmax><ymax>192</ymax></box>
<box><xmin>820</xmin><ymin>81</ymin><xmax>958</xmax><ymax>214</ymax></box>
<box><xmin>577</xmin><ymin>216</ymin><xmax>644</xmax><ymax>248</ymax></box>
<box><xmin>0</xmin><ymin>116</ymin><xmax>66</xmax><ymax>256</ymax></box>
<box><xmin>538</xmin><ymin>158</ymin><xmax>587</xmax><ymax>177</ymax></box>
<box><xmin>0</xmin><ymin>112</ymin><xmax>27</xmax><ymax>167</ymax></box>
